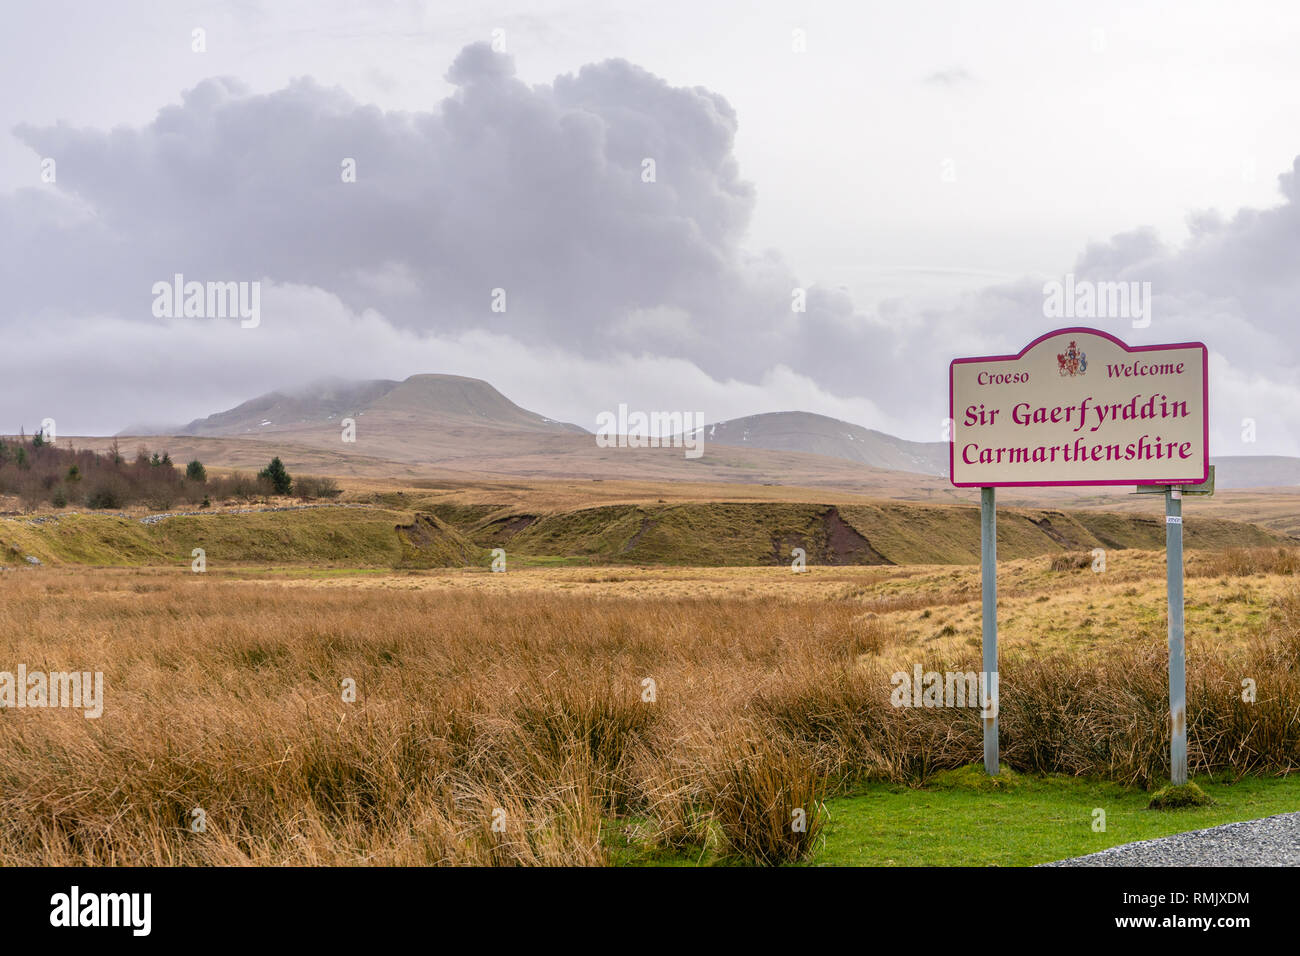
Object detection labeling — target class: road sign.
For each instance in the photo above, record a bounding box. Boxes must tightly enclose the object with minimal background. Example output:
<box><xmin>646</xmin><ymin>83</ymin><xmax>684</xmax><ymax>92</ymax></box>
<box><xmin>950</xmin><ymin>327</ymin><xmax>1208</xmax><ymax>487</ymax></box>
<box><xmin>951</xmin><ymin>328</ymin><xmax>1210</xmax><ymax>784</ymax></box>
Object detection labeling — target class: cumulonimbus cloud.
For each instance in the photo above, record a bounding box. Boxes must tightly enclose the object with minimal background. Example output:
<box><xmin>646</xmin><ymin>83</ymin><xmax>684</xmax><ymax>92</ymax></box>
<box><xmin>3</xmin><ymin>43</ymin><xmax>1299</xmax><ymax>455</ymax></box>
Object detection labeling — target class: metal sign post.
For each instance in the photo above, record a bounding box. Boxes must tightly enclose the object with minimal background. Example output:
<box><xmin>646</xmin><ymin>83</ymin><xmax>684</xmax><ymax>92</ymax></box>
<box><xmin>1139</xmin><ymin>465</ymin><xmax>1210</xmax><ymax>784</ymax></box>
<box><xmin>981</xmin><ymin>486</ymin><xmax>998</xmax><ymax>775</ymax></box>
<box><xmin>1165</xmin><ymin>486</ymin><xmax>1187</xmax><ymax>785</ymax></box>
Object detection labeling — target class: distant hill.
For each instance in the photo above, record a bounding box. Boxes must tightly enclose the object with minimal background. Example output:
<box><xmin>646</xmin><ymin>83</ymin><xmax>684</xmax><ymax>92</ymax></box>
<box><xmin>112</xmin><ymin>376</ymin><xmax>944</xmax><ymax>488</ymax></box>
<box><xmin>702</xmin><ymin>411</ymin><xmax>947</xmax><ymax>475</ymax></box>
<box><xmin>116</xmin><ymin>375</ymin><xmax>1299</xmax><ymax>497</ymax></box>
<box><xmin>172</xmin><ymin>374</ymin><xmax>587</xmax><ymax>437</ymax></box>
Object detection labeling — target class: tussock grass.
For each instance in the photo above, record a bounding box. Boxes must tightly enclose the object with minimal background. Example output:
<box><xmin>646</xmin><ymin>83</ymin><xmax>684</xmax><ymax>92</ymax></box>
<box><xmin>1190</xmin><ymin>546</ymin><xmax>1300</xmax><ymax>579</ymax></box>
<box><xmin>1148</xmin><ymin>782</ymin><xmax>1213</xmax><ymax>809</ymax></box>
<box><xmin>1049</xmin><ymin>552</ymin><xmax>1095</xmax><ymax>572</ymax></box>
<box><xmin>0</xmin><ymin>563</ymin><xmax>1297</xmax><ymax>865</ymax></box>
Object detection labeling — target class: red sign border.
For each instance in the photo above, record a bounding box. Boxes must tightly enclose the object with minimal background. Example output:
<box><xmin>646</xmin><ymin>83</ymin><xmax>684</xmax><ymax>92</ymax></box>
<box><xmin>949</xmin><ymin>327</ymin><xmax>1210</xmax><ymax>489</ymax></box>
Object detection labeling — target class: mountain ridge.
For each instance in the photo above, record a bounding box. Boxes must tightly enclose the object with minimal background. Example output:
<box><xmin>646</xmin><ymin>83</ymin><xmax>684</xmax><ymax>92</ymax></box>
<box><xmin>118</xmin><ymin>374</ymin><xmax>1300</xmax><ymax>491</ymax></box>
<box><xmin>700</xmin><ymin>410</ymin><xmax>948</xmax><ymax>474</ymax></box>
<box><xmin>168</xmin><ymin>374</ymin><xmax>588</xmax><ymax>438</ymax></box>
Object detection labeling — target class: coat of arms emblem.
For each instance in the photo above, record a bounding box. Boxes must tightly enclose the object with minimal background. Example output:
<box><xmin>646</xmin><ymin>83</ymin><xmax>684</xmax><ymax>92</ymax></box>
<box><xmin>1057</xmin><ymin>340</ymin><xmax>1087</xmax><ymax>376</ymax></box>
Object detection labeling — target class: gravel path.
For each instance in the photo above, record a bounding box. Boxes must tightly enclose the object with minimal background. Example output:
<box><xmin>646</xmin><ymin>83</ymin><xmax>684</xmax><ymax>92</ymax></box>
<box><xmin>1044</xmin><ymin>812</ymin><xmax>1300</xmax><ymax>866</ymax></box>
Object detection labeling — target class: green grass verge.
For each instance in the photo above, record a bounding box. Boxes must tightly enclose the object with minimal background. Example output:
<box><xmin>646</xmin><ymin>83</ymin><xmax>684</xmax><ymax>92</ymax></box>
<box><xmin>611</xmin><ymin>770</ymin><xmax>1300</xmax><ymax>866</ymax></box>
<box><xmin>812</xmin><ymin>770</ymin><xmax>1300</xmax><ymax>866</ymax></box>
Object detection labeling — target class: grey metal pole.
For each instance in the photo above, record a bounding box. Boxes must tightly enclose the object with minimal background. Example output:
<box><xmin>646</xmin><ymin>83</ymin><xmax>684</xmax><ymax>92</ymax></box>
<box><xmin>1166</xmin><ymin>486</ymin><xmax>1187</xmax><ymax>785</ymax></box>
<box><xmin>981</xmin><ymin>486</ymin><xmax>999</xmax><ymax>775</ymax></box>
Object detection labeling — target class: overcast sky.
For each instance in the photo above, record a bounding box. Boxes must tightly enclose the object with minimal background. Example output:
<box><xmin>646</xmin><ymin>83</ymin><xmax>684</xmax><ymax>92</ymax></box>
<box><xmin>3</xmin><ymin>0</ymin><xmax>1298</xmax><ymax>456</ymax></box>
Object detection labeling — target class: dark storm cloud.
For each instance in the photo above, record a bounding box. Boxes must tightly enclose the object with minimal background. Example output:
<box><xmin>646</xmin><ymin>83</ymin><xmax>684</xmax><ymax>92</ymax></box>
<box><xmin>5</xmin><ymin>43</ymin><xmax>827</xmax><ymax>385</ymax></box>
<box><xmin>3</xmin><ymin>42</ymin><xmax>1299</xmax><ymax>452</ymax></box>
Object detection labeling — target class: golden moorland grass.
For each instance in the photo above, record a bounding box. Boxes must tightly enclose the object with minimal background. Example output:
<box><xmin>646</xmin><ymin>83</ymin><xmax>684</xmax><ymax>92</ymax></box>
<box><xmin>0</xmin><ymin>547</ymin><xmax>1297</xmax><ymax>866</ymax></box>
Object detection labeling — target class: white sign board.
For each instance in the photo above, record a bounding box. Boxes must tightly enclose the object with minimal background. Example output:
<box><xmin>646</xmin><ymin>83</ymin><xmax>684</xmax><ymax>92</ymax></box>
<box><xmin>950</xmin><ymin>327</ymin><xmax>1208</xmax><ymax>487</ymax></box>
